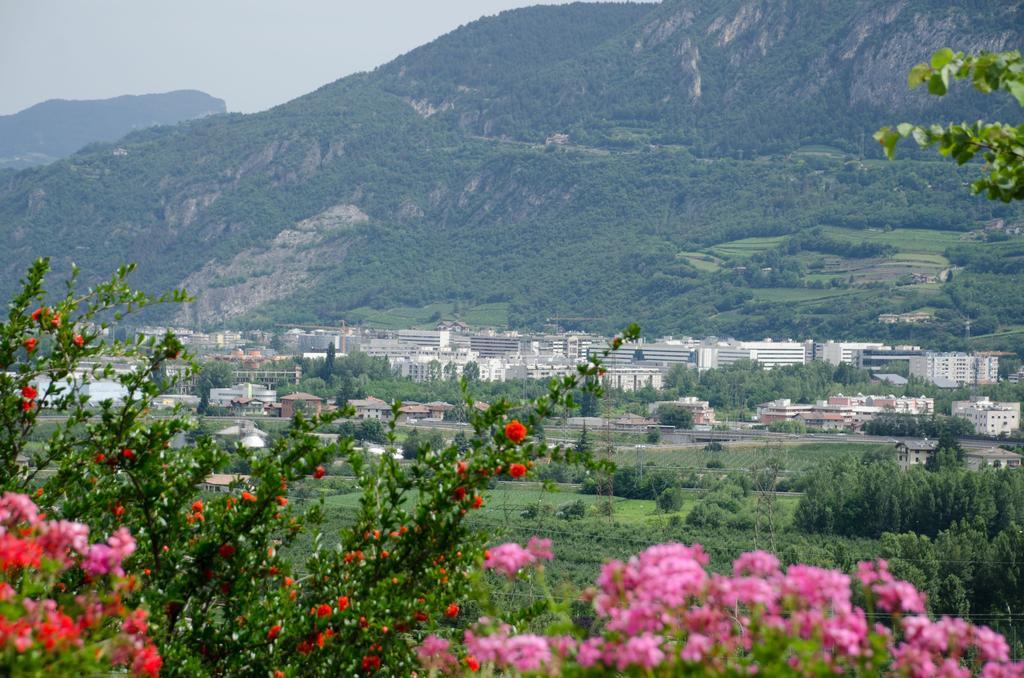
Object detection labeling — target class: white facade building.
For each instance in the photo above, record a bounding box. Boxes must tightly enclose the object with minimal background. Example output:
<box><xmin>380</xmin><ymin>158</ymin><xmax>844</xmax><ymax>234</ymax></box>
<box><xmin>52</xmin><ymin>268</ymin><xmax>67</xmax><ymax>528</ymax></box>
<box><xmin>909</xmin><ymin>353</ymin><xmax>999</xmax><ymax>387</ymax></box>
<box><xmin>951</xmin><ymin>397</ymin><xmax>1020</xmax><ymax>436</ymax></box>
<box><xmin>816</xmin><ymin>341</ymin><xmax>887</xmax><ymax>366</ymax></box>
<box><xmin>602</xmin><ymin>366</ymin><xmax>663</xmax><ymax>392</ymax></box>
<box><xmin>696</xmin><ymin>339</ymin><xmax>807</xmax><ymax>371</ymax></box>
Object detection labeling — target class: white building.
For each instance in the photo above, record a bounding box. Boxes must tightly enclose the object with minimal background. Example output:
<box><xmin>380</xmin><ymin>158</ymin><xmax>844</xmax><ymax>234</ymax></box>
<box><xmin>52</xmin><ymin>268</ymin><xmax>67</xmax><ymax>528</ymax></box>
<box><xmin>397</xmin><ymin>329</ymin><xmax>450</xmax><ymax>349</ymax></box>
<box><xmin>697</xmin><ymin>339</ymin><xmax>807</xmax><ymax>371</ymax></box>
<box><xmin>602</xmin><ymin>366</ymin><xmax>663</xmax><ymax>392</ymax></box>
<box><xmin>816</xmin><ymin>341</ymin><xmax>887</xmax><ymax>366</ymax></box>
<box><xmin>951</xmin><ymin>397</ymin><xmax>1020</xmax><ymax>436</ymax></box>
<box><xmin>209</xmin><ymin>383</ymin><xmax>277</xmax><ymax>408</ymax></box>
<box><xmin>909</xmin><ymin>353</ymin><xmax>999</xmax><ymax>387</ymax></box>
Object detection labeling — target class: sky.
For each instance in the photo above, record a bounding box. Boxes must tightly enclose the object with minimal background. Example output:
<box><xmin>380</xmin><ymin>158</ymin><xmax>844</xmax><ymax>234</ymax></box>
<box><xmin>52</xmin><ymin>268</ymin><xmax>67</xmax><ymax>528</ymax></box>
<box><xmin>0</xmin><ymin>0</ymin><xmax>651</xmax><ymax>116</ymax></box>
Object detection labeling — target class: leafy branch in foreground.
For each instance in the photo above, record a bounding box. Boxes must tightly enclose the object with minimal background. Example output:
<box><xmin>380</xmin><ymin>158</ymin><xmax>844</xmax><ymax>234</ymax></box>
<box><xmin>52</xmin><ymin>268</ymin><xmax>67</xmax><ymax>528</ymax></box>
<box><xmin>0</xmin><ymin>257</ymin><xmax>642</xmax><ymax>675</ymax></box>
<box><xmin>875</xmin><ymin>48</ymin><xmax>1024</xmax><ymax>201</ymax></box>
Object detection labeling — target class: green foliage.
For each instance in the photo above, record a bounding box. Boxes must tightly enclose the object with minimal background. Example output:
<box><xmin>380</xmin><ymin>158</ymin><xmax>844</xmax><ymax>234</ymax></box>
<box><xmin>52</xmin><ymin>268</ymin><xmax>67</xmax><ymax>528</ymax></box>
<box><xmin>877</xmin><ymin>49</ymin><xmax>1024</xmax><ymax>201</ymax></box>
<box><xmin>793</xmin><ymin>456</ymin><xmax>1024</xmax><ymax>540</ymax></box>
<box><xmin>656</xmin><ymin>404</ymin><xmax>694</xmax><ymax>429</ymax></box>
<box><xmin>1</xmin><ymin>7</ymin><xmax>1022</xmax><ymax>351</ymax></box>
<box><xmin>656</xmin><ymin>486</ymin><xmax>685</xmax><ymax>513</ymax></box>
<box><xmin>0</xmin><ymin>260</ymin><xmax>643</xmax><ymax>675</ymax></box>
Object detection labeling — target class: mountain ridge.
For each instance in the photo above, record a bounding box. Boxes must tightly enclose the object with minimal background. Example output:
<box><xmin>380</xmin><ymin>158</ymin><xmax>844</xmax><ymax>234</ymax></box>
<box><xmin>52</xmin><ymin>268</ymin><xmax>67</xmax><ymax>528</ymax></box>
<box><xmin>0</xmin><ymin>90</ymin><xmax>226</xmax><ymax>169</ymax></box>
<box><xmin>0</xmin><ymin>0</ymin><xmax>1022</xmax><ymax>350</ymax></box>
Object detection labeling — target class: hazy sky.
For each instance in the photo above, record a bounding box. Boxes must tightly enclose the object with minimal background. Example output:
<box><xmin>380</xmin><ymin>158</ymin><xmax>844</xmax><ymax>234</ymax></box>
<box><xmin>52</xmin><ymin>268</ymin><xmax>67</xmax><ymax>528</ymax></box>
<box><xmin>0</xmin><ymin>0</ymin><xmax>652</xmax><ymax>116</ymax></box>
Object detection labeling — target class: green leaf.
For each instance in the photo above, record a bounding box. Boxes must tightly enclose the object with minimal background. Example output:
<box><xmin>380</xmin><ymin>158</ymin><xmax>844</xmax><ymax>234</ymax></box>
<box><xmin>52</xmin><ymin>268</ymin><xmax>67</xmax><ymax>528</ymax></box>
<box><xmin>1007</xmin><ymin>79</ymin><xmax>1024</xmax><ymax>107</ymax></box>
<box><xmin>908</xmin><ymin>63</ymin><xmax>932</xmax><ymax>89</ymax></box>
<box><xmin>896</xmin><ymin>123</ymin><xmax>914</xmax><ymax>137</ymax></box>
<box><xmin>928</xmin><ymin>73</ymin><xmax>948</xmax><ymax>96</ymax></box>
<box><xmin>931</xmin><ymin>48</ymin><xmax>954</xmax><ymax>70</ymax></box>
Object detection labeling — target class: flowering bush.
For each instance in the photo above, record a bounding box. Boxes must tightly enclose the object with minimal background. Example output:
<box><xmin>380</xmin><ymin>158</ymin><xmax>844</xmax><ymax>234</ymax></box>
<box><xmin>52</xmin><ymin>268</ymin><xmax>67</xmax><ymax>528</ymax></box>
<box><xmin>0</xmin><ymin>259</ymin><xmax>635</xmax><ymax>675</ymax></box>
<box><xmin>421</xmin><ymin>540</ymin><xmax>1024</xmax><ymax>676</ymax></box>
<box><xmin>0</xmin><ymin>492</ymin><xmax>160</xmax><ymax>676</ymax></box>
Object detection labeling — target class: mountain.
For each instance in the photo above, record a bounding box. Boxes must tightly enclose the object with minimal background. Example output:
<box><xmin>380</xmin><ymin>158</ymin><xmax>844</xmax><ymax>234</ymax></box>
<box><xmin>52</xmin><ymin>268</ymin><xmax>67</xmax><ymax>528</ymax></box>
<box><xmin>0</xmin><ymin>90</ymin><xmax>226</xmax><ymax>169</ymax></box>
<box><xmin>1</xmin><ymin>0</ymin><xmax>1023</xmax><ymax>350</ymax></box>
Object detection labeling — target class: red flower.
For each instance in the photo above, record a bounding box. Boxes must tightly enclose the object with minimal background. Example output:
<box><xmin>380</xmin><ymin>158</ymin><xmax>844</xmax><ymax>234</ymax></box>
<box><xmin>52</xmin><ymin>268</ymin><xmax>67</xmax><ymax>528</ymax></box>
<box><xmin>504</xmin><ymin>420</ymin><xmax>527</xmax><ymax>444</ymax></box>
<box><xmin>112</xmin><ymin>503</ymin><xmax>125</xmax><ymax>517</ymax></box>
<box><xmin>466</xmin><ymin>656</ymin><xmax>481</xmax><ymax>672</ymax></box>
<box><xmin>457</xmin><ymin>460</ymin><xmax>468</xmax><ymax>475</ymax></box>
<box><xmin>72</xmin><ymin>334</ymin><xmax>84</xmax><ymax>348</ymax></box>
<box><xmin>274</xmin><ymin>671</ymin><xmax>284</xmax><ymax>678</ymax></box>
<box><xmin>453</xmin><ymin>486</ymin><xmax>466</xmax><ymax>501</ymax></box>
<box><xmin>23</xmin><ymin>338</ymin><xmax>37</xmax><ymax>354</ymax></box>
<box><xmin>337</xmin><ymin>595</ymin><xmax>349</xmax><ymax>611</ymax></box>
<box><xmin>316</xmin><ymin>603</ymin><xmax>332</xmax><ymax>618</ymax></box>
<box><xmin>50</xmin><ymin>313</ymin><xmax>61</xmax><ymax>328</ymax></box>
<box><xmin>30</xmin><ymin>308</ymin><xmax>44</xmax><ymax>322</ymax></box>
<box><xmin>134</xmin><ymin>645</ymin><xmax>162</xmax><ymax>678</ymax></box>
<box><xmin>472</xmin><ymin>495</ymin><xmax>484</xmax><ymax>509</ymax></box>
<box><xmin>218</xmin><ymin>543</ymin><xmax>236</xmax><ymax>558</ymax></box>
<box><xmin>94</xmin><ymin>453</ymin><xmax>106</xmax><ymax>463</ymax></box>
<box><xmin>414</xmin><ymin>611</ymin><xmax>428</xmax><ymax>622</ymax></box>
<box><xmin>20</xmin><ymin>385</ymin><xmax>37</xmax><ymax>400</ymax></box>
<box><xmin>267</xmin><ymin>625</ymin><xmax>282</xmax><ymax>641</ymax></box>
<box><xmin>313</xmin><ymin>465</ymin><xmax>326</xmax><ymax>479</ymax></box>
<box><xmin>361</xmin><ymin>655</ymin><xmax>381</xmax><ymax>672</ymax></box>
<box><xmin>276</xmin><ymin>495</ymin><xmax>288</xmax><ymax>507</ymax></box>
<box><xmin>445</xmin><ymin>603</ymin><xmax>459</xmax><ymax>618</ymax></box>
<box><xmin>509</xmin><ymin>463</ymin><xmax>527</xmax><ymax>479</ymax></box>
<box><xmin>122</xmin><ymin>448</ymin><xmax>135</xmax><ymax>460</ymax></box>
<box><xmin>191</xmin><ymin>500</ymin><xmax>203</xmax><ymax>512</ymax></box>
<box><xmin>20</xmin><ymin>400</ymin><xmax>33</xmax><ymax>413</ymax></box>
<box><xmin>241</xmin><ymin>491</ymin><xmax>257</xmax><ymax>502</ymax></box>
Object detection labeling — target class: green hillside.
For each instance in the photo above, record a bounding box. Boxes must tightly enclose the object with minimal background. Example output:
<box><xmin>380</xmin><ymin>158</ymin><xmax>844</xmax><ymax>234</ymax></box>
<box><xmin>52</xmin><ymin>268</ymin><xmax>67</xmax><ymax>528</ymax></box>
<box><xmin>0</xmin><ymin>0</ymin><xmax>1022</xmax><ymax>351</ymax></box>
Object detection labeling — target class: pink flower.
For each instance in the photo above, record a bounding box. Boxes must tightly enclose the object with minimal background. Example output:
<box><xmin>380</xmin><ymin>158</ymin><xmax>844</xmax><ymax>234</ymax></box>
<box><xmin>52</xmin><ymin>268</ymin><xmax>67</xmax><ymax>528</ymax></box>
<box><xmin>82</xmin><ymin>527</ymin><xmax>136</xmax><ymax>576</ymax></box>
<box><xmin>974</xmin><ymin>624</ymin><xmax>1011</xmax><ymax>663</ymax></box>
<box><xmin>681</xmin><ymin>633</ymin><xmax>714</xmax><ymax>662</ymax></box>
<box><xmin>503</xmin><ymin>634</ymin><xmax>553</xmax><ymax>672</ymax></box>
<box><xmin>615</xmin><ymin>633</ymin><xmax>665</xmax><ymax>670</ymax></box>
<box><xmin>0</xmin><ymin>492</ymin><xmax>40</xmax><ymax>528</ymax></box>
<box><xmin>576</xmin><ymin>638</ymin><xmax>604</xmax><ymax>668</ymax></box>
<box><xmin>732</xmin><ymin>550</ymin><xmax>780</xmax><ymax>578</ymax></box>
<box><xmin>38</xmin><ymin>520</ymin><xmax>91</xmax><ymax>562</ymax></box>
<box><xmin>484</xmin><ymin>542</ymin><xmax>536</xmax><ymax>579</ymax></box>
<box><xmin>874</xmin><ymin>580</ymin><xmax>926</xmax><ymax>614</ymax></box>
<box><xmin>417</xmin><ymin>634</ymin><xmax>457</xmax><ymax>671</ymax></box>
<box><xmin>526</xmin><ymin>536</ymin><xmax>554</xmax><ymax>561</ymax></box>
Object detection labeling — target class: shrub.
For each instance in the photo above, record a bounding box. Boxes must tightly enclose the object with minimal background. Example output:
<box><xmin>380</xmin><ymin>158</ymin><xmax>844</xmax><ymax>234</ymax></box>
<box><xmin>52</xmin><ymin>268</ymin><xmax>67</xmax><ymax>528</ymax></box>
<box><xmin>422</xmin><ymin>540</ymin><xmax>1024</xmax><ymax>676</ymax></box>
<box><xmin>0</xmin><ymin>258</ymin><xmax>639</xmax><ymax>675</ymax></box>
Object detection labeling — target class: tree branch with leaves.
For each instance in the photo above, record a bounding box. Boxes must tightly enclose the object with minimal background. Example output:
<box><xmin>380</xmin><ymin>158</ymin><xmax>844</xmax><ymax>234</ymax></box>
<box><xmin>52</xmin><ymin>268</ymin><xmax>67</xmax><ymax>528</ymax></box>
<box><xmin>876</xmin><ymin>48</ymin><xmax>1024</xmax><ymax>202</ymax></box>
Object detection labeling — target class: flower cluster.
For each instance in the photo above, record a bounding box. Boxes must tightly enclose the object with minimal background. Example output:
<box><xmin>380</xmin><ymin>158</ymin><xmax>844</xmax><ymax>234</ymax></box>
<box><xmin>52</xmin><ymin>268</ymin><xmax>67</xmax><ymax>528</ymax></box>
<box><xmin>0</xmin><ymin>493</ymin><xmax>159</xmax><ymax>677</ymax></box>
<box><xmin>421</xmin><ymin>540</ymin><xmax>1024</xmax><ymax>676</ymax></box>
<box><xmin>483</xmin><ymin>537</ymin><xmax>554</xmax><ymax>579</ymax></box>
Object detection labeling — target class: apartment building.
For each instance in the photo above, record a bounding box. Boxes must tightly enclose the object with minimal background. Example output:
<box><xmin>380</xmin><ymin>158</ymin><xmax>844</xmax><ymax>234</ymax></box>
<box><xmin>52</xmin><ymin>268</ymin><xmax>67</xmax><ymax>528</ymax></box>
<box><xmin>951</xmin><ymin>397</ymin><xmax>1020</xmax><ymax>436</ymax></box>
<box><xmin>909</xmin><ymin>353</ymin><xmax>999</xmax><ymax>387</ymax></box>
<box><xmin>602</xmin><ymin>366</ymin><xmax>664</xmax><ymax>392</ymax></box>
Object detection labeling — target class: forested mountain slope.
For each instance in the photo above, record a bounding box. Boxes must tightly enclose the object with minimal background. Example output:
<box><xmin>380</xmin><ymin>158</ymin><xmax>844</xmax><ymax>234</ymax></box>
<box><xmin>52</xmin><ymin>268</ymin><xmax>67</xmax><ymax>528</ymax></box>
<box><xmin>0</xmin><ymin>90</ymin><xmax>225</xmax><ymax>169</ymax></box>
<box><xmin>0</xmin><ymin>0</ymin><xmax>1022</xmax><ymax>349</ymax></box>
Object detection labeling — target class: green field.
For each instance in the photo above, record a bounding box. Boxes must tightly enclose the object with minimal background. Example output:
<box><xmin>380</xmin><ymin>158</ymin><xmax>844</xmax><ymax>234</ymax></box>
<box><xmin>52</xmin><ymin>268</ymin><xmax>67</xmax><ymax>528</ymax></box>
<box><xmin>710</xmin><ymin>236</ymin><xmax>788</xmax><ymax>258</ymax></box>
<box><xmin>346</xmin><ymin>302</ymin><xmax>509</xmax><ymax>329</ymax></box>
<box><xmin>820</xmin><ymin>226</ymin><xmax>965</xmax><ymax>254</ymax></box>
<box><xmin>677</xmin><ymin>251</ymin><xmax>724</xmax><ymax>272</ymax></box>
<box><xmin>749</xmin><ymin>287</ymin><xmax>861</xmax><ymax>303</ymax></box>
<box><xmin>621</xmin><ymin>441</ymin><xmax>890</xmax><ymax>473</ymax></box>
